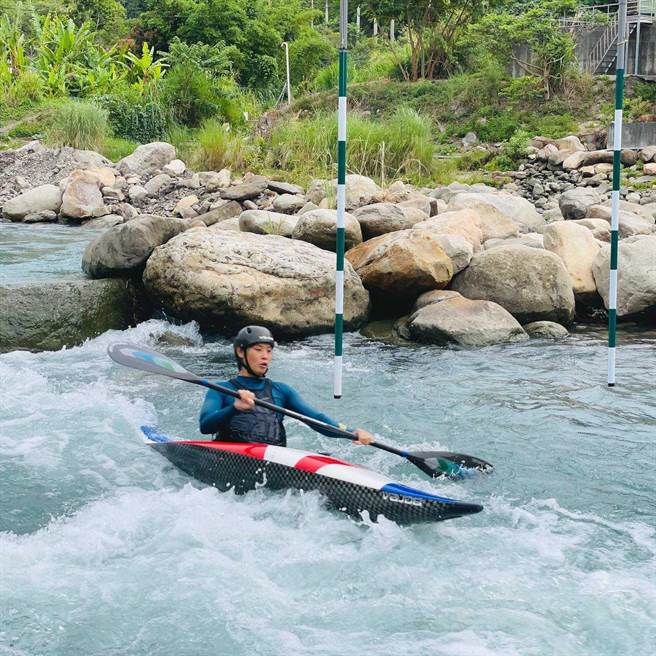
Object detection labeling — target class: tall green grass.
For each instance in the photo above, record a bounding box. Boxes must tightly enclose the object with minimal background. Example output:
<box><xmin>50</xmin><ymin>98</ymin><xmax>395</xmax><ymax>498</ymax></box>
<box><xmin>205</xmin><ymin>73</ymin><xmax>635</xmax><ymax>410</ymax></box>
<box><xmin>194</xmin><ymin>119</ymin><xmax>252</xmax><ymax>171</ymax></box>
<box><xmin>46</xmin><ymin>100</ymin><xmax>110</xmax><ymax>151</ymax></box>
<box><xmin>268</xmin><ymin>107</ymin><xmax>435</xmax><ymax>183</ymax></box>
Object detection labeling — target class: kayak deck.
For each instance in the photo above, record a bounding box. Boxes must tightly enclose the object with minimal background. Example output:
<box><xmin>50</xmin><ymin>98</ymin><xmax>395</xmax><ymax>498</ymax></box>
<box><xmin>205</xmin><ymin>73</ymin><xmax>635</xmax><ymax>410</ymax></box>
<box><xmin>142</xmin><ymin>427</ymin><xmax>483</xmax><ymax>524</ymax></box>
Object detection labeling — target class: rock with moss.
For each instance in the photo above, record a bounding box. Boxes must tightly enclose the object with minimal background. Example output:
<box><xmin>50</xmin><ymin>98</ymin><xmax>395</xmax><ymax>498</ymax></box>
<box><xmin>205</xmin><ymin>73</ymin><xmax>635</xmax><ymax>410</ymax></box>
<box><xmin>523</xmin><ymin>321</ymin><xmax>569</xmax><ymax>339</ymax></box>
<box><xmin>239</xmin><ymin>210</ymin><xmax>298</xmax><ymax>236</ymax></box>
<box><xmin>292</xmin><ymin>209</ymin><xmax>362</xmax><ymax>251</ymax></box>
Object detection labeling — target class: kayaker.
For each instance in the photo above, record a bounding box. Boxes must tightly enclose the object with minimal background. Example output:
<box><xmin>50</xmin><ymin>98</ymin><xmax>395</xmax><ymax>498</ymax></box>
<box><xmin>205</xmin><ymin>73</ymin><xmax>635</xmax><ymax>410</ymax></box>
<box><xmin>199</xmin><ymin>325</ymin><xmax>375</xmax><ymax>447</ymax></box>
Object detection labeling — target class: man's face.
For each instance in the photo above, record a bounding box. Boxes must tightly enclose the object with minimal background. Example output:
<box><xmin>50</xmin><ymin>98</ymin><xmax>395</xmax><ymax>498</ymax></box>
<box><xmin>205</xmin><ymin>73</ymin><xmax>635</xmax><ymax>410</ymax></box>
<box><xmin>238</xmin><ymin>343</ymin><xmax>273</xmax><ymax>376</ymax></box>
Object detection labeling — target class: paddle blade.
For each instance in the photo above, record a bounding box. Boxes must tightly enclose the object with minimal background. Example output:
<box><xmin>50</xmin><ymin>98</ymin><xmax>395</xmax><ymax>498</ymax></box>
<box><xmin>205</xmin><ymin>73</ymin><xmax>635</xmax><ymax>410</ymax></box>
<box><xmin>408</xmin><ymin>451</ymin><xmax>494</xmax><ymax>480</ymax></box>
<box><xmin>107</xmin><ymin>343</ymin><xmax>202</xmax><ymax>383</ymax></box>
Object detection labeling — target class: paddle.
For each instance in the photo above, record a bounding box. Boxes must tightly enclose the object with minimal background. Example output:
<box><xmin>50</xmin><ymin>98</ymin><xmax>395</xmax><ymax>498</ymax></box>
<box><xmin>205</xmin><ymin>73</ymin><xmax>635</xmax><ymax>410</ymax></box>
<box><xmin>107</xmin><ymin>342</ymin><xmax>494</xmax><ymax>479</ymax></box>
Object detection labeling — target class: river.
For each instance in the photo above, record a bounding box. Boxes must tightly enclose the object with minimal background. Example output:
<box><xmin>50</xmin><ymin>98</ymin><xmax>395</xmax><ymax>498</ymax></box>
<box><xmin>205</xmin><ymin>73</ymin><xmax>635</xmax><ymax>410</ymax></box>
<box><xmin>1</xmin><ymin>224</ymin><xmax>654</xmax><ymax>655</ymax></box>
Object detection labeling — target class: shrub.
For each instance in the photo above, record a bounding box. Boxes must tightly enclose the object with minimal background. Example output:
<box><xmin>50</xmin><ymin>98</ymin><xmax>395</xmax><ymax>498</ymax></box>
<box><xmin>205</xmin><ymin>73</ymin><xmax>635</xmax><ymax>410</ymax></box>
<box><xmin>96</xmin><ymin>84</ymin><xmax>168</xmax><ymax>142</ymax></box>
<box><xmin>195</xmin><ymin>119</ymin><xmax>251</xmax><ymax>171</ymax></box>
<box><xmin>47</xmin><ymin>100</ymin><xmax>109</xmax><ymax>150</ymax></box>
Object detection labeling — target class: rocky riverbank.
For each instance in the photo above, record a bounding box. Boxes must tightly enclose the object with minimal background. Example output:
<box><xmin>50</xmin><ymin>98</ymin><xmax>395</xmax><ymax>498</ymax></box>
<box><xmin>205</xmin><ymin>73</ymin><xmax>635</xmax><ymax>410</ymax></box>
<box><xmin>1</xmin><ymin>137</ymin><xmax>655</xmax><ymax>351</ymax></box>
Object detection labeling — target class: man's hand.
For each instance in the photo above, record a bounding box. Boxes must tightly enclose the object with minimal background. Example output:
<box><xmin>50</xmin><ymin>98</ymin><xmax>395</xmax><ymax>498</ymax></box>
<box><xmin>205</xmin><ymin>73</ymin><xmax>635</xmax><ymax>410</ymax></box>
<box><xmin>353</xmin><ymin>429</ymin><xmax>375</xmax><ymax>445</ymax></box>
<box><xmin>234</xmin><ymin>389</ymin><xmax>256</xmax><ymax>411</ymax></box>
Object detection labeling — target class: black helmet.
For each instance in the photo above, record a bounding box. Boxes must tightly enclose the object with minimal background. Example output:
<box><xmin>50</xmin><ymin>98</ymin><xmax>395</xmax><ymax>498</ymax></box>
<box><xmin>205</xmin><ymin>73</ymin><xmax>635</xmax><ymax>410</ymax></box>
<box><xmin>234</xmin><ymin>325</ymin><xmax>275</xmax><ymax>350</ymax></box>
<box><xmin>233</xmin><ymin>326</ymin><xmax>275</xmax><ymax>377</ymax></box>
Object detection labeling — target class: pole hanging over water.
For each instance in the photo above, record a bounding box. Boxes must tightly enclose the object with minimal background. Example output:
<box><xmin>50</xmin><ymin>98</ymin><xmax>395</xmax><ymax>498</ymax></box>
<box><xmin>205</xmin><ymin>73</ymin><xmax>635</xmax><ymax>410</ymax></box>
<box><xmin>334</xmin><ymin>0</ymin><xmax>348</xmax><ymax>399</ymax></box>
<box><xmin>608</xmin><ymin>0</ymin><xmax>628</xmax><ymax>387</ymax></box>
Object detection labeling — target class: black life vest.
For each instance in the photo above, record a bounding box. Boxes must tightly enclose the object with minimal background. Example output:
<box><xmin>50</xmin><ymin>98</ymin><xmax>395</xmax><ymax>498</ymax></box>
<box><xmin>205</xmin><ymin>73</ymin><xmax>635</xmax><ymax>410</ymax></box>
<box><xmin>215</xmin><ymin>378</ymin><xmax>287</xmax><ymax>447</ymax></box>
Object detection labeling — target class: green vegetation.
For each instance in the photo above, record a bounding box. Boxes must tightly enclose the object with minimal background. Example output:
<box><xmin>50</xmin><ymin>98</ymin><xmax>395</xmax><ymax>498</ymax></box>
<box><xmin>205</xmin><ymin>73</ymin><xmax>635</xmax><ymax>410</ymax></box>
<box><xmin>1</xmin><ymin>0</ymin><xmax>654</xmax><ymax>185</ymax></box>
<box><xmin>46</xmin><ymin>100</ymin><xmax>110</xmax><ymax>150</ymax></box>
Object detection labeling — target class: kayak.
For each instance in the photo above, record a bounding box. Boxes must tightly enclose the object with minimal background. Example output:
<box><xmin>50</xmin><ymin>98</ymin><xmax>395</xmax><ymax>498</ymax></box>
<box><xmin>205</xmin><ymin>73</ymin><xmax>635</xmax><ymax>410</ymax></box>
<box><xmin>142</xmin><ymin>426</ymin><xmax>483</xmax><ymax>524</ymax></box>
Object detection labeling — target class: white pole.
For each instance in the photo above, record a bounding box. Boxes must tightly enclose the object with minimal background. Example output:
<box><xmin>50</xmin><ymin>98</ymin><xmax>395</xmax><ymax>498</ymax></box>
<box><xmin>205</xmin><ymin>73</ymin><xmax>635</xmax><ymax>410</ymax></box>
<box><xmin>390</xmin><ymin>19</ymin><xmax>395</xmax><ymax>42</ymax></box>
<box><xmin>356</xmin><ymin>6</ymin><xmax>360</xmax><ymax>32</ymax></box>
<box><xmin>281</xmin><ymin>42</ymin><xmax>292</xmax><ymax>104</ymax></box>
<box><xmin>325</xmin><ymin>0</ymin><xmax>329</xmax><ymax>24</ymax></box>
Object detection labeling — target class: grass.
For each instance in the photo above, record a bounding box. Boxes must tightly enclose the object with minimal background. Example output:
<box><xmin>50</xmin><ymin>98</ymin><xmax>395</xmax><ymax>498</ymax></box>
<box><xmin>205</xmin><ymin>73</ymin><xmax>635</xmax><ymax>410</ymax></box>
<box><xmin>194</xmin><ymin>119</ymin><xmax>253</xmax><ymax>171</ymax></box>
<box><xmin>101</xmin><ymin>136</ymin><xmax>138</xmax><ymax>162</ymax></box>
<box><xmin>46</xmin><ymin>100</ymin><xmax>110</xmax><ymax>151</ymax></box>
<box><xmin>268</xmin><ymin>107</ymin><xmax>435</xmax><ymax>184</ymax></box>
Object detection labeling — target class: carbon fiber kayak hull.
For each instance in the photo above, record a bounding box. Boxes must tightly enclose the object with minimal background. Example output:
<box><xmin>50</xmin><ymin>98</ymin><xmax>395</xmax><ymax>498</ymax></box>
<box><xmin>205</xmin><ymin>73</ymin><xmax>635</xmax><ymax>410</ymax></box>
<box><xmin>142</xmin><ymin>427</ymin><xmax>483</xmax><ymax>524</ymax></box>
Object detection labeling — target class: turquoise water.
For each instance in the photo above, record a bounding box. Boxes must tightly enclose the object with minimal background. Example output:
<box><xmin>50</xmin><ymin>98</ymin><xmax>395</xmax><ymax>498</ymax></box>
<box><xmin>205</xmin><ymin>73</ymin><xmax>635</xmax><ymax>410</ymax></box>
<box><xmin>0</xmin><ymin>223</ymin><xmax>94</xmax><ymax>283</ymax></box>
<box><xmin>1</xmin><ymin>227</ymin><xmax>655</xmax><ymax>656</ymax></box>
<box><xmin>1</xmin><ymin>324</ymin><xmax>654</xmax><ymax>656</ymax></box>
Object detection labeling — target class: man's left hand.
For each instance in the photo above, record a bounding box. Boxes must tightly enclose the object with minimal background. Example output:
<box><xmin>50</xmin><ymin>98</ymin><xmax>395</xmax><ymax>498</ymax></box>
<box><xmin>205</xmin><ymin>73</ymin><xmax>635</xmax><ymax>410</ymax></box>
<box><xmin>353</xmin><ymin>429</ymin><xmax>375</xmax><ymax>445</ymax></box>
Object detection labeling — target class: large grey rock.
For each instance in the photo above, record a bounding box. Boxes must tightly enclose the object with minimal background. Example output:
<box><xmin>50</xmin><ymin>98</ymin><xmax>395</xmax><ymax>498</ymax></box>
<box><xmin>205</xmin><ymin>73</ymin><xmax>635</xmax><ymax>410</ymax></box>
<box><xmin>407</xmin><ymin>293</ymin><xmax>528</xmax><ymax>347</ymax></box>
<box><xmin>199</xmin><ymin>169</ymin><xmax>231</xmax><ymax>191</ymax></box>
<box><xmin>2</xmin><ymin>184</ymin><xmax>62</xmax><ymax>221</ymax></box>
<box><xmin>116</xmin><ymin>142</ymin><xmax>176</xmax><ymax>176</ymax></box>
<box><xmin>272</xmin><ymin>194</ymin><xmax>306</xmax><ymax>214</ymax></box>
<box><xmin>452</xmin><ymin>245</ymin><xmax>575</xmax><ymax>324</ymax></box>
<box><xmin>145</xmin><ymin>173</ymin><xmax>172</xmax><ymax>196</ymax></box>
<box><xmin>268</xmin><ymin>180</ymin><xmax>304</xmax><ymax>195</ymax></box>
<box><xmin>592</xmin><ymin>236</ymin><xmax>656</xmax><ymax>316</ymax></box>
<box><xmin>195</xmin><ymin>201</ymin><xmax>241</xmax><ymax>226</ymax></box>
<box><xmin>429</xmin><ymin>234</ymin><xmax>473</xmax><ymax>274</ymax></box>
<box><xmin>143</xmin><ymin>231</ymin><xmax>370</xmax><ymax>336</ymax></box>
<box><xmin>346</xmin><ymin>229</ymin><xmax>453</xmax><ymax>300</ymax></box>
<box><xmin>570</xmin><ymin>218</ymin><xmax>611</xmax><ymax>242</ymax></box>
<box><xmin>413</xmin><ymin>209</ymin><xmax>484</xmax><ymax>252</ymax></box>
<box><xmin>449</xmin><ymin>192</ymin><xmax>544</xmax><ymax>233</ymax></box>
<box><xmin>82</xmin><ymin>215</ymin><xmax>187</xmax><ymax>278</ymax></box>
<box><xmin>559</xmin><ymin>188</ymin><xmax>601</xmax><ymax>220</ymax></box>
<box><xmin>60</xmin><ymin>169</ymin><xmax>108</xmax><ymax>219</ymax></box>
<box><xmin>354</xmin><ymin>203</ymin><xmax>422</xmax><ymax>239</ymax></box>
<box><xmin>640</xmin><ymin>146</ymin><xmax>656</xmax><ymax>163</ymax></box>
<box><xmin>543</xmin><ymin>222</ymin><xmax>600</xmax><ymax>294</ymax></box>
<box><xmin>239</xmin><ymin>210</ymin><xmax>298</xmax><ymax>237</ymax></box>
<box><xmin>523</xmin><ymin>321</ymin><xmax>569</xmax><ymax>339</ymax></box>
<box><xmin>0</xmin><ymin>279</ymin><xmax>139</xmax><ymax>352</ymax></box>
<box><xmin>292</xmin><ymin>209</ymin><xmax>362</xmax><ymax>251</ymax></box>
<box><xmin>329</xmin><ymin>174</ymin><xmax>382</xmax><ymax>210</ymax></box>
<box><xmin>221</xmin><ymin>179</ymin><xmax>267</xmax><ymax>201</ymax></box>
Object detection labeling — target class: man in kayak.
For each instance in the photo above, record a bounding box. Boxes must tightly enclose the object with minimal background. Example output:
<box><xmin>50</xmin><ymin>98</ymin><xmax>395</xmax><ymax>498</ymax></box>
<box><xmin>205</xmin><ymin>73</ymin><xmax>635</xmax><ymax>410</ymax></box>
<box><xmin>199</xmin><ymin>325</ymin><xmax>374</xmax><ymax>447</ymax></box>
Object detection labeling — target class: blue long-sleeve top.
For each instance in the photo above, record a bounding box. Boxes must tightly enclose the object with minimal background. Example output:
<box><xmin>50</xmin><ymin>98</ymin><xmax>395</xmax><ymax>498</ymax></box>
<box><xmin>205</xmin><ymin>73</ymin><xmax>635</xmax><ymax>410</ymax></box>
<box><xmin>199</xmin><ymin>376</ymin><xmax>349</xmax><ymax>438</ymax></box>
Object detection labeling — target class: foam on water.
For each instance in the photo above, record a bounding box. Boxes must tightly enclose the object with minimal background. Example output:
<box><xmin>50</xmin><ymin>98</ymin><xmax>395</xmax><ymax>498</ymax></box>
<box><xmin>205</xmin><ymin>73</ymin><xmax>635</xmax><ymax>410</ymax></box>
<box><xmin>1</xmin><ymin>321</ymin><xmax>655</xmax><ymax>655</ymax></box>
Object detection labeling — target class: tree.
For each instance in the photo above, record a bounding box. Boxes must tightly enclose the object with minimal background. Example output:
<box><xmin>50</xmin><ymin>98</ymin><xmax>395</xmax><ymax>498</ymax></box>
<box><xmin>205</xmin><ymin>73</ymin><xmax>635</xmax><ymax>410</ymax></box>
<box><xmin>361</xmin><ymin>1</ymin><xmax>500</xmax><ymax>81</ymax></box>
<box><xmin>469</xmin><ymin>0</ymin><xmax>578</xmax><ymax>99</ymax></box>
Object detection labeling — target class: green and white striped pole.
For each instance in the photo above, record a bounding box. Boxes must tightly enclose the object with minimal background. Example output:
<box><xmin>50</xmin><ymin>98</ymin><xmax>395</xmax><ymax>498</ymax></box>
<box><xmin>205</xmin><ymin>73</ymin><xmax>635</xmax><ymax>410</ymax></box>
<box><xmin>334</xmin><ymin>0</ymin><xmax>348</xmax><ymax>399</ymax></box>
<box><xmin>608</xmin><ymin>0</ymin><xmax>628</xmax><ymax>387</ymax></box>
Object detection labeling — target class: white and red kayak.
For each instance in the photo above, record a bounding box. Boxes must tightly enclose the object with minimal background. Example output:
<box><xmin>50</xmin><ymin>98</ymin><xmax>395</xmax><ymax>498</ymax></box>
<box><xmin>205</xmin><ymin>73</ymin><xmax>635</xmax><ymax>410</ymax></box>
<box><xmin>142</xmin><ymin>427</ymin><xmax>483</xmax><ymax>524</ymax></box>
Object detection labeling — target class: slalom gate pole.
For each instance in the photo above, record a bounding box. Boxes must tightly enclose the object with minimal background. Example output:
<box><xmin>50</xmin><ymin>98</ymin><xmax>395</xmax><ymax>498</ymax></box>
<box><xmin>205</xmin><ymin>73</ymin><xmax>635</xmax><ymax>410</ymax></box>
<box><xmin>334</xmin><ymin>0</ymin><xmax>348</xmax><ymax>399</ymax></box>
<box><xmin>608</xmin><ymin>0</ymin><xmax>627</xmax><ymax>387</ymax></box>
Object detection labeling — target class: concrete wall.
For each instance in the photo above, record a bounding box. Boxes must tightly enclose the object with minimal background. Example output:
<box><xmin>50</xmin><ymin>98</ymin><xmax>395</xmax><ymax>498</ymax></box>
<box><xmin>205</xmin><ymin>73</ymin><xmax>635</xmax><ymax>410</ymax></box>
<box><xmin>608</xmin><ymin>121</ymin><xmax>656</xmax><ymax>148</ymax></box>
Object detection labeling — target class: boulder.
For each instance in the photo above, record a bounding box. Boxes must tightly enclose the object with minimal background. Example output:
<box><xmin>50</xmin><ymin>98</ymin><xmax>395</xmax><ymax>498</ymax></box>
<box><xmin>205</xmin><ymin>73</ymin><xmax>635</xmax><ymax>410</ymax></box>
<box><xmin>523</xmin><ymin>321</ymin><xmax>569</xmax><ymax>339</ymax></box>
<box><xmin>448</xmin><ymin>192</ymin><xmax>544</xmax><ymax>233</ymax></box>
<box><xmin>272</xmin><ymin>193</ymin><xmax>306</xmax><ymax>214</ymax></box>
<box><xmin>555</xmin><ymin>135</ymin><xmax>586</xmax><ymax>152</ymax></box>
<box><xmin>346</xmin><ymin>229</ymin><xmax>453</xmax><ymax>301</ymax></box>
<box><xmin>220</xmin><ymin>179</ymin><xmax>267</xmax><ymax>201</ymax></box>
<box><xmin>0</xmin><ymin>279</ymin><xmax>140</xmax><ymax>352</ymax></box>
<box><xmin>407</xmin><ymin>294</ymin><xmax>527</xmax><ymax>347</ymax></box>
<box><xmin>484</xmin><ymin>234</ymin><xmax>544</xmax><ymax>250</ymax></box>
<box><xmin>82</xmin><ymin>214</ymin><xmax>188</xmax><ymax>278</ymax></box>
<box><xmin>400</xmin><ymin>206</ymin><xmax>430</xmax><ymax>224</ymax></box>
<box><xmin>451</xmin><ymin>245</ymin><xmax>575</xmax><ymax>324</ymax></box>
<box><xmin>428</xmin><ymin>234</ymin><xmax>473</xmax><ymax>274</ymax></box>
<box><xmin>329</xmin><ymin>174</ymin><xmax>382</xmax><ymax>210</ymax></box>
<box><xmin>199</xmin><ymin>169</ymin><xmax>231</xmax><ymax>191</ymax></box>
<box><xmin>60</xmin><ymin>169</ymin><xmax>108</xmax><ymax>219</ymax></box>
<box><xmin>174</xmin><ymin>195</ymin><xmax>199</xmax><ymax>216</ymax></box>
<box><xmin>353</xmin><ymin>203</ymin><xmax>422</xmax><ymax>239</ymax></box>
<box><xmin>163</xmin><ymin>159</ymin><xmax>186</xmax><ymax>176</ymax></box>
<box><xmin>268</xmin><ymin>180</ymin><xmax>304</xmax><ymax>195</ymax></box>
<box><xmin>2</xmin><ymin>184</ymin><xmax>62</xmax><ymax>221</ymax></box>
<box><xmin>128</xmin><ymin>185</ymin><xmax>148</xmax><ymax>205</ymax></box>
<box><xmin>291</xmin><ymin>209</ymin><xmax>362</xmax><ymax>251</ymax></box>
<box><xmin>559</xmin><ymin>188</ymin><xmax>601</xmax><ymax>220</ymax></box>
<box><xmin>194</xmin><ymin>201</ymin><xmax>242</xmax><ymax>226</ymax></box>
<box><xmin>145</xmin><ymin>173</ymin><xmax>172</xmax><ymax>196</ymax></box>
<box><xmin>143</xmin><ymin>231</ymin><xmax>369</xmax><ymax>336</ymax></box>
<box><xmin>592</xmin><ymin>236</ymin><xmax>656</xmax><ymax>316</ymax></box>
<box><xmin>116</xmin><ymin>142</ymin><xmax>176</xmax><ymax>176</ymax></box>
<box><xmin>640</xmin><ymin>146</ymin><xmax>656</xmax><ymax>163</ymax></box>
<box><xmin>239</xmin><ymin>210</ymin><xmax>298</xmax><ymax>237</ymax></box>
<box><xmin>23</xmin><ymin>210</ymin><xmax>58</xmax><ymax>224</ymax></box>
<box><xmin>413</xmin><ymin>289</ymin><xmax>466</xmax><ymax>311</ymax></box>
<box><xmin>644</xmin><ymin>162</ymin><xmax>656</xmax><ymax>176</ymax></box>
<box><xmin>398</xmin><ymin>195</ymin><xmax>435</xmax><ymax>217</ymax></box>
<box><xmin>413</xmin><ymin>209</ymin><xmax>484</xmax><ymax>252</ymax></box>
<box><xmin>570</xmin><ymin>218</ymin><xmax>611</xmax><ymax>242</ymax></box>
<box><xmin>210</xmin><ymin>217</ymin><xmax>241</xmax><ymax>231</ymax></box>
<box><xmin>543</xmin><ymin>222</ymin><xmax>600</xmax><ymax>294</ymax></box>
<box><xmin>562</xmin><ymin>149</ymin><xmax>636</xmax><ymax>170</ymax></box>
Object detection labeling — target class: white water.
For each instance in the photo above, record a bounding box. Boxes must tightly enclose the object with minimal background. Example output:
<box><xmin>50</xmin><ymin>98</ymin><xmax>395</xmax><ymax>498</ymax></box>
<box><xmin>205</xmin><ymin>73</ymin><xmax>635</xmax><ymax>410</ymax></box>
<box><xmin>1</xmin><ymin>318</ymin><xmax>655</xmax><ymax>656</ymax></box>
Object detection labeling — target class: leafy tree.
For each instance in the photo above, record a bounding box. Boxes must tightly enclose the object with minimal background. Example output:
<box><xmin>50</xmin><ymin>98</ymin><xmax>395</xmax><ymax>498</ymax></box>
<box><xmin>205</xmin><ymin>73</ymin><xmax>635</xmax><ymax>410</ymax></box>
<box><xmin>468</xmin><ymin>0</ymin><xmax>578</xmax><ymax>99</ymax></box>
<box><xmin>361</xmin><ymin>0</ymin><xmax>501</xmax><ymax>81</ymax></box>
